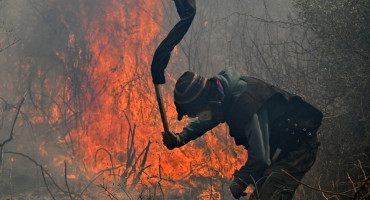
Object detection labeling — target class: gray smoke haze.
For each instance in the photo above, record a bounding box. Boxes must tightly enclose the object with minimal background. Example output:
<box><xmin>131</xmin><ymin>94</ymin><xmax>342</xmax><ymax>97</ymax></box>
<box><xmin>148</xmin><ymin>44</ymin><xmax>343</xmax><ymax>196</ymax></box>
<box><xmin>0</xmin><ymin>0</ymin><xmax>369</xmax><ymax>199</ymax></box>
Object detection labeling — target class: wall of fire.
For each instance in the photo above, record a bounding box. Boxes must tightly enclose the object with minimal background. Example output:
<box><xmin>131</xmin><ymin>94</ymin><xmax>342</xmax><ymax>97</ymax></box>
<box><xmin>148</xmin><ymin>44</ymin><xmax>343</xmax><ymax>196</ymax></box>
<box><xmin>1</xmin><ymin>0</ymin><xmax>368</xmax><ymax>199</ymax></box>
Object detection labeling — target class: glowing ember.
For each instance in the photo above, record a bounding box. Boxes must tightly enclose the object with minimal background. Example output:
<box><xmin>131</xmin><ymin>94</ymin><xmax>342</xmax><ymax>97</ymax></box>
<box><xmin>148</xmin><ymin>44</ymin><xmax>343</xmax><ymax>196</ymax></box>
<box><xmin>67</xmin><ymin>174</ymin><xmax>77</xmax><ymax>179</ymax></box>
<box><xmin>39</xmin><ymin>141</ymin><xmax>48</xmax><ymax>156</ymax></box>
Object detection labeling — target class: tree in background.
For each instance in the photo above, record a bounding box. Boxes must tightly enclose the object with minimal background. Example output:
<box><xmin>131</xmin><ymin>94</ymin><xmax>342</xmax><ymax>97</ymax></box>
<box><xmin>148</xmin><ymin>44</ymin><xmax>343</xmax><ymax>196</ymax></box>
<box><xmin>292</xmin><ymin>0</ymin><xmax>370</xmax><ymax>198</ymax></box>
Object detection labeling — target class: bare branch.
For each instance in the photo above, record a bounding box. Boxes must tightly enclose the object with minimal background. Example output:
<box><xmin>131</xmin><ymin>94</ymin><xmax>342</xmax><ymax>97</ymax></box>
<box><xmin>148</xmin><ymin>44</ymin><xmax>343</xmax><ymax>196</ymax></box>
<box><xmin>41</xmin><ymin>169</ymin><xmax>56</xmax><ymax>200</ymax></box>
<box><xmin>0</xmin><ymin>37</ymin><xmax>20</xmax><ymax>53</ymax></box>
<box><xmin>281</xmin><ymin>169</ymin><xmax>353</xmax><ymax>199</ymax></box>
<box><xmin>2</xmin><ymin>91</ymin><xmax>27</xmax><ymax>146</ymax></box>
<box><xmin>94</xmin><ymin>148</ymin><xmax>116</xmax><ymax>182</ymax></box>
<box><xmin>347</xmin><ymin>172</ymin><xmax>357</xmax><ymax>195</ymax></box>
<box><xmin>358</xmin><ymin>160</ymin><xmax>367</xmax><ymax>178</ymax></box>
<box><xmin>98</xmin><ymin>180</ymin><xmax>119</xmax><ymax>200</ymax></box>
<box><xmin>65</xmin><ymin>161</ymin><xmax>74</xmax><ymax>200</ymax></box>
<box><xmin>118</xmin><ymin>183</ymin><xmax>133</xmax><ymax>200</ymax></box>
<box><xmin>4</xmin><ymin>151</ymin><xmax>69</xmax><ymax>198</ymax></box>
<box><xmin>79</xmin><ymin>164</ymin><xmax>126</xmax><ymax>197</ymax></box>
<box><xmin>0</xmin><ymin>91</ymin><xmax>27</xmax><ymax>171</ymax></box>
<box><xmin>353</xmin><ymin>176</ymin><xmax>370</xmax><ymax>200</ymax></box>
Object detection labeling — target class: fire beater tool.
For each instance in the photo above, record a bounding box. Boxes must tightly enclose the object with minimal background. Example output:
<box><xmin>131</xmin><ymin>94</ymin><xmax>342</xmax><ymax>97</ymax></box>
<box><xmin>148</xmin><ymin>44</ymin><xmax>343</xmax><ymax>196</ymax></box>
<box><xmin>150</xmin><ymin>0</ymin><xmax>196</xmax><ymax>133</ymax></box>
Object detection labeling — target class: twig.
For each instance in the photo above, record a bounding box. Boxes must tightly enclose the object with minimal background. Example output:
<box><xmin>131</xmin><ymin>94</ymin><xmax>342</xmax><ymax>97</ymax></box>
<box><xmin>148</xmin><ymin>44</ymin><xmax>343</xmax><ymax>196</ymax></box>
<box><xmin>347</xmin><ymin>173</ymin><xmax>357</xmax><ymax>195</ymax></box>
<box><xmin>0</xmin><ymin>92</ymin><xmax>26</xmax><ymax>172</ymax></box>
<box><xmin>1</xmin><ymin>91</ymin><xmax>27</xmax><ymax>147</ymax></box>
<box><xmin>95</xmin><ymin>148</ymin><xmax>116</xmax><ymax>182</ymax></box>
<box><xmin>135</xmin><ymin>4</ymin><xmax>168</xmax><ymax>32</ymax></box>
<box><xmin>281</xmin><ymin>169</ymin><xmax>353</xmax><ymax>199</ymax></box>
<box><xmin>118</xmin><ymin>183</ymin><xmax>133</xmax><ymax>200</ymax></box>
<box><xmin>65</xmin><ymin>161</ymin><xmax>74</xmax><ymax>200</ymax></box>
<box><xmin>353</xmin><ymin>176</ymin><xmax>370</xmax><ymax>200</ymax></box>
<box><xmin>42</xmin><ymin>169</ymin><xmax>56</xmax><ymax>200</ymax></box>
<box><xmin>216</xmin><ymin>12</ymin><xmax>303</xmax><ymax>29</ymax></box>
<box><xmin>99</xmin><ymin>180</ymin><xmax>119</xmax><ymax>200</ymax></box>
<box><xmin>0</xmin><ymin>36</ymin><xmax>20</xmax><ymax>53</ymax></box>
<box><xmin>358</xmin><ymin>160</ymin><xmax>367</xmax><ymax>179</ymax></box>
<box><xmin>317</xmin><ymin>175</ymin><xmax>329</xmax><ymax>200</ymax></box>
<box><xmin>129</xmin><ymin>140</ymin><xmax>152</xmax><ymax>190</ymax></box>
<box><xmin>4</xmin><ymin>151</ymin><xmax>68</xmax><ymax>199</ymax></box>
<box><xmin>79</xmin><ymin>164</ymin><xmax>126</xmax><ymax>197</ymax></box>
<box><xmin>158</xmin><ymin>181</ymin><xmax>165</xmax><ymax>200</ymax></box>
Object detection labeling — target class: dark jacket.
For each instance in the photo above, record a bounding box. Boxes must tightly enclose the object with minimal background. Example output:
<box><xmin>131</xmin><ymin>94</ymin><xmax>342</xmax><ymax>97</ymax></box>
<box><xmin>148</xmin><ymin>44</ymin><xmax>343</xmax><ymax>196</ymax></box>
<box><xmin>179</xmin><ymin>68</ymin><xmax>322</xmax><ymax>186</ymax></box>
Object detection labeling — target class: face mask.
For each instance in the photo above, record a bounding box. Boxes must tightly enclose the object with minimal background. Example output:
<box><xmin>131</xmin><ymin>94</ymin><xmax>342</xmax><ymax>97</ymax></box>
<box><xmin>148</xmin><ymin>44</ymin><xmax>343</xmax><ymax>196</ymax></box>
<box><xmin>196</xmin><ymin>109</ymin><xmax>213</xmax><ymax>121</ymax></box>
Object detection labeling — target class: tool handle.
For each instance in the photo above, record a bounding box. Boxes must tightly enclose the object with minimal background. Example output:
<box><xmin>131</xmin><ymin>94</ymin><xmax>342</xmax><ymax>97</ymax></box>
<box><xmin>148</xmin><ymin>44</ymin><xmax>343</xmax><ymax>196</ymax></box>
<box><xmin>154</xmin><ymin>84</ymin><xmax>170</xmax><ymax>133</ymax></box>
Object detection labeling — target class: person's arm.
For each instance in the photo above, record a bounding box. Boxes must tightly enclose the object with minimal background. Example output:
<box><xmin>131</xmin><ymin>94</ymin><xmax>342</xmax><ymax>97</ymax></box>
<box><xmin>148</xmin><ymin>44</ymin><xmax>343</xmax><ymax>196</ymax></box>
<box><xmin>180</xmin><ymin>119</ymin><xmax>219</xmax><ymax>144</ymax></box>
<box><xmin>162</xmin><ymin>119</ymin><xmax>219</xmax><ymax>150</ymax></box>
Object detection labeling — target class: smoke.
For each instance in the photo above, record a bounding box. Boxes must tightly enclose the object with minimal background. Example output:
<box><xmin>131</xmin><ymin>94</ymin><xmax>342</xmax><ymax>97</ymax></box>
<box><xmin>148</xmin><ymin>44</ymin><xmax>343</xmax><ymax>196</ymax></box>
<box><xmin>0</xmin><ymin>0</ymin><xmax>306</xmax><ymax>199</ymax></box>
<box><xmin>1</xmin><ymin>0</ymin><xmax>368</xmax><ymax>199</ymax></box>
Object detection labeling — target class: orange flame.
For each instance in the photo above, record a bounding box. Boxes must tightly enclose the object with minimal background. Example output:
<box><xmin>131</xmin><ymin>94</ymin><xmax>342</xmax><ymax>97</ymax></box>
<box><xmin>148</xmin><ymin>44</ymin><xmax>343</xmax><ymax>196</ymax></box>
<box><xmin>58</xmin><ymin>0</ymin><xmax>247</xmax><ymax>196</ymax></box>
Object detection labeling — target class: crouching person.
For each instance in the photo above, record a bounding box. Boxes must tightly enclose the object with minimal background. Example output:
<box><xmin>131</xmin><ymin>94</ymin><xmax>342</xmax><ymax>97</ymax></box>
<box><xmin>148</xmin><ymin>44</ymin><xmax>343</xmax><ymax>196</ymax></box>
<box><xmin>162</xmin><ymin>68</ymin><xmax>322</xmax><ymax>199</ymax></box>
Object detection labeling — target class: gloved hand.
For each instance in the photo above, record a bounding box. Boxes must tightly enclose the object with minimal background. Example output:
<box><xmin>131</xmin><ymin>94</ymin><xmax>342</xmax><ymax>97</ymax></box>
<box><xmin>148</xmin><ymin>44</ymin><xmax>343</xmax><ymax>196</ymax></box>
<box><xmin>230</xmin><ymin>181</ymin><xmax>247</xmax><ymax>199</ymax></box>
<box><xmin>162</xmin><ymin>131</ymin><xmax>184</xmax><ymax>150</ymax></box>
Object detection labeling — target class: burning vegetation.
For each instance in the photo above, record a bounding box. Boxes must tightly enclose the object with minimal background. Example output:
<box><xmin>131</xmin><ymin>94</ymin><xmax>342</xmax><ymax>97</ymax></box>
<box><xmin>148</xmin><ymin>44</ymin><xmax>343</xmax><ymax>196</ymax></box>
<box><xmin>1</xmin><ymin>0</ymin><xmax>245</xmax><ymax>199</ymax></box>
<box><xmin>0</xmin><ymin>0</ymin><xmax>369</xmax><ymax>199</ymax></box>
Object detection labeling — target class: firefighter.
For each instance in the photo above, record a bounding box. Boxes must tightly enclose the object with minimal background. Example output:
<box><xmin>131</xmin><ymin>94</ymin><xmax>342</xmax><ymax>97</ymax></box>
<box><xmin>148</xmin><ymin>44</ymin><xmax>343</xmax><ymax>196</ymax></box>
<box><xmin>162</xmin><ymin>68</ymin><xmax>323</xmax><ymax>199</ymax></box>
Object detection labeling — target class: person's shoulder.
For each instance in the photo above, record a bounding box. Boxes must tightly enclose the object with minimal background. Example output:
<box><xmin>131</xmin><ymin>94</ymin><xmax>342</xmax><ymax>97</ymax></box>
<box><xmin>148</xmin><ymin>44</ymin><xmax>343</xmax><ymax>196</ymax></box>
<box><xmin>216</xmin><ymin>68</ymin><xmax>241</xmax><ymax>83</ymax></box>
<box><xmin>217</xmin><ymin>68</ymin><xmax>240</xmax><ymax>77</ymax></box>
